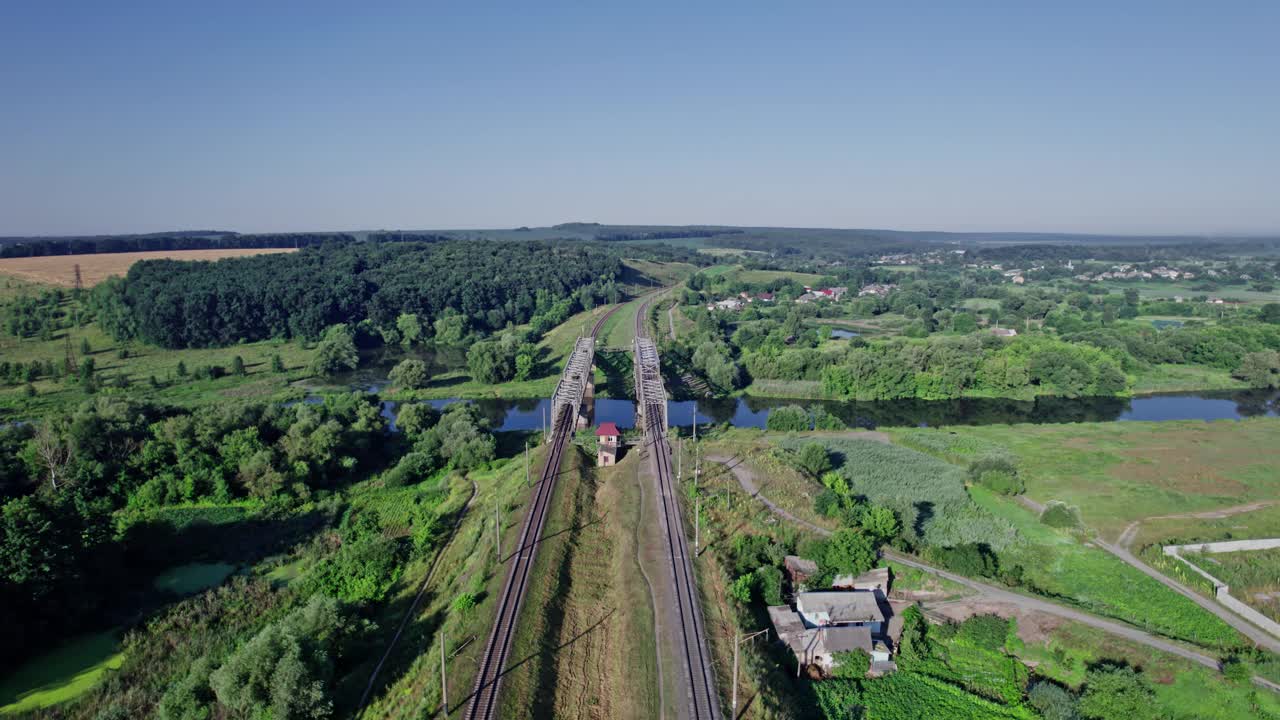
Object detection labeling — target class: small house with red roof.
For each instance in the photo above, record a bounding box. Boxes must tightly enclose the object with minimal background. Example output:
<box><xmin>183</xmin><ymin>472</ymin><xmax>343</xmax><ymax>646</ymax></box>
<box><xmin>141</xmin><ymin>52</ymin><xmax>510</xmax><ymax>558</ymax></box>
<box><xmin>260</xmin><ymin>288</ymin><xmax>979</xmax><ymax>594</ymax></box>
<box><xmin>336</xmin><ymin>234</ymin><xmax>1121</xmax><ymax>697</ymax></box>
<box><xmin>595</xmin><ymin>422</ymin><xmax>621</xmax><ymax>466</ymax></box>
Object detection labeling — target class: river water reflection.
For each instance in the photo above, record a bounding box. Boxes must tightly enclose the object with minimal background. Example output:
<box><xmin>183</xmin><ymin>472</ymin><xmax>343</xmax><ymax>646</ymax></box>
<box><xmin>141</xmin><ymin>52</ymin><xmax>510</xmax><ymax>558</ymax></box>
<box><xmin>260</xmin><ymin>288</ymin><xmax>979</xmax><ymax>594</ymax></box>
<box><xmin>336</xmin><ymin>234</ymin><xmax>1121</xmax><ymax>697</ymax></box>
<box><xmin>376</xmin><ymin>390</ymin><xmax>1280</xmax><ymax>433</ymax></box>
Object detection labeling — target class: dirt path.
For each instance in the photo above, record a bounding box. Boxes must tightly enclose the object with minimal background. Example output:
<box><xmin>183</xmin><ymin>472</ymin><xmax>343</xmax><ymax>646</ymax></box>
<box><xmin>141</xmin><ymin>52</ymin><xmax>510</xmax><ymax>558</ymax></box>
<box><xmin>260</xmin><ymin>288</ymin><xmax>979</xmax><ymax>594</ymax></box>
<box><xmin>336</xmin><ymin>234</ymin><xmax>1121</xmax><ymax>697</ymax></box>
<box><xmin>708</xmin><ymin>456</ymin><xmax>1253</xmax><ymax>673</ymax></box>
<box><xmin>668</xmin><ymin>303</ymin><xmax>678</xmax><ymax>340</ymax></box>
<box><xmin>1093</xmin><ymin>536</ymin><xmax>1280</xmax><ymax>653</ymax></box>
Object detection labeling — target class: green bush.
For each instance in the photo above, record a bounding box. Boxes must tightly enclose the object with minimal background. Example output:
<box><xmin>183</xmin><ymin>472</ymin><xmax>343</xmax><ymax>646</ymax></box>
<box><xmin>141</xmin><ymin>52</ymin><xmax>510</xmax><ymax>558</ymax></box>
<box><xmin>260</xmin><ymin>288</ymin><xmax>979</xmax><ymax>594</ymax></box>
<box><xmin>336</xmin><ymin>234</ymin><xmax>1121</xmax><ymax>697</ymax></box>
<box><xmin>968</xmin><ymin>457</ymin><xmax>1024</xmax><ymax>495</ymax></box>
<box><xmin>1040</xmin><ymin>501</ymin><xmax>1083</xmax><ymax>529</ymax></box>
<box><xmin>1028</xmin><ymin>681</ymin><xmax>1080</xmax><ymax>720</ymax></box>
<box><xmin>830</xmin><ymin>649</ymin><xmax>870</xmax><ymax>679</ymax></box>
<box><xmin>766</xmin><ymin>405</ymin><xmax>809</xmax><ymax>432</ymax></box>
<box><xmin>756</xmin><ymin>565</ymin><xmax>784</xmax><ymax>606</ymax></box>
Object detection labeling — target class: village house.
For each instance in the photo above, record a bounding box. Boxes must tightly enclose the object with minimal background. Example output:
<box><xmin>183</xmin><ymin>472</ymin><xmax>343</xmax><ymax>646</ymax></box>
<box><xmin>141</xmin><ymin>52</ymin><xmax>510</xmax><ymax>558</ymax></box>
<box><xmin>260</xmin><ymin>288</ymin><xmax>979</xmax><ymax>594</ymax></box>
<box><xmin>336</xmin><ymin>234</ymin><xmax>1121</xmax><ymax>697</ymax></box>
<box><xmin>858</xmin><ymin>283</ymin><xmax>896</xmax><ymax>297</ymax></box>
<box><xmin>990</xmin><ymin>327</ymin><xmax>1018</xmax><ymax>337</ymax></box>
<box><xmin>768</xmin><ymin>567</ymin><xmax>900</xmax><ymax>674</ymax></box>
<box><xmin>595</xmin><ymin>422</ymin><xmax>620</xmax><ymax>467</ymax></box>
<box><xmin>706</xmin><ymin>297</ymin><xmax>745</xmax><ymax>312</ymax></box>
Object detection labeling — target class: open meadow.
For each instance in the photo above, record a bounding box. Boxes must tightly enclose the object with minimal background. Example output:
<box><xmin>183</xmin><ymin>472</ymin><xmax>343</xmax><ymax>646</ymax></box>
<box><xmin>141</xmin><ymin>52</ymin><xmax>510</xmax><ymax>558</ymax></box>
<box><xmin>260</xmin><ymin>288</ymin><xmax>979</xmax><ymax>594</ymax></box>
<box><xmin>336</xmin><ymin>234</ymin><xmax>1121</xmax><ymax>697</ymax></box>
<box><xmin>0</xmin><ymin>248</ymin><xmax>296</xmax><ymax>287</ymax></box>
<box><xmin>901</xmin><ymin>419</ymin><xmax>1280</xmax><ymax>543</ymax></box>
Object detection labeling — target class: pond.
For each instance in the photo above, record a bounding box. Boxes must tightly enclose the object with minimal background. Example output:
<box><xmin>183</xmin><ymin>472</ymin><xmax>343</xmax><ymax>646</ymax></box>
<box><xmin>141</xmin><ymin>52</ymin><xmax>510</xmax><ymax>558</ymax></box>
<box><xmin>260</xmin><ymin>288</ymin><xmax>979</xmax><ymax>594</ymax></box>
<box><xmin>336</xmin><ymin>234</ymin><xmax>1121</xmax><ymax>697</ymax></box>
<box><xmin>0</xmin><ymin>630</ymin><xmax>124</xmax><ymax>714</ymax></box>
<box><xmin>828</xmin><ymin>328</ymin><xmax>861</xmax><ymax>339</ymax></box>
<box><xmin>153</xmin><ymin>562</ymin><xmax>237</xmax><ymax>595</ymax></box>
<box><xmin>379</xmin><ymin>389</ymin><xmax>1280</xmax><ymax>433</ymax></box>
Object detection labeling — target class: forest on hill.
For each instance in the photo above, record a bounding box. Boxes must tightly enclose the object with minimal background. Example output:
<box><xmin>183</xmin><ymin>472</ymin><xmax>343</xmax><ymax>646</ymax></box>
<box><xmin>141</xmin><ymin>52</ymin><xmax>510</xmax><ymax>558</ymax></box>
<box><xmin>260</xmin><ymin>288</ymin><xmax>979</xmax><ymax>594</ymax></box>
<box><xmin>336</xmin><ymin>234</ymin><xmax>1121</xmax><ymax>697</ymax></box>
<box><xmin>86</xmin><ymin>240</ymin><xmax>692</xmax><ymax>349</ymax></box>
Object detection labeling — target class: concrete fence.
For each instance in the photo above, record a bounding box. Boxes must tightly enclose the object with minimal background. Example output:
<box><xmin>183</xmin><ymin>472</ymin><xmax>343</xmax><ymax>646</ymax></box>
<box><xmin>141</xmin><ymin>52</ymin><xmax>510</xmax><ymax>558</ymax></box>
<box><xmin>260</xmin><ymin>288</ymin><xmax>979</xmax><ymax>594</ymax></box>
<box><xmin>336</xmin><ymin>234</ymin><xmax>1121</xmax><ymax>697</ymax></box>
<box><xmin>1164</xmin><ymin>538</ymin><xmax>1280</xmax><ymax>640</ymax></box>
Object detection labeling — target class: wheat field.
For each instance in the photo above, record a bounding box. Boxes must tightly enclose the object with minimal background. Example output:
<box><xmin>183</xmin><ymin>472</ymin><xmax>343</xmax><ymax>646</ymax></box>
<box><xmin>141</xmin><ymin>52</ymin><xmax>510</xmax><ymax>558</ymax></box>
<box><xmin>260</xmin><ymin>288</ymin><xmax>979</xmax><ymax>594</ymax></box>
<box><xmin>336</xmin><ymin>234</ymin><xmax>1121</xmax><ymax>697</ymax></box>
<box><xmin>0</xmin><ymin>248</ymin><xmax>297</xmax><ymax>287</ymax></box>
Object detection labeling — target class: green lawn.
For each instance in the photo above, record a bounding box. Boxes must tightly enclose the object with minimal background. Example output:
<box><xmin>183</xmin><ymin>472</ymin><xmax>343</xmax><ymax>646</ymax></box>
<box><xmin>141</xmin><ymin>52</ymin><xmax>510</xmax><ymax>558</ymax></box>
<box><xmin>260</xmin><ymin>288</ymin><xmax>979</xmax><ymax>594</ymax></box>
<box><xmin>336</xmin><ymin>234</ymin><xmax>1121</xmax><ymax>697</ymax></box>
<box><xmin>920</xmin><ymin>419</ymin><xmax>1280</xmax><ymax>541</ymax></box>
<box><xmin>0</xmin><ymin>630</ymin><xmax>124</xmax><ymax>715</ymax></box>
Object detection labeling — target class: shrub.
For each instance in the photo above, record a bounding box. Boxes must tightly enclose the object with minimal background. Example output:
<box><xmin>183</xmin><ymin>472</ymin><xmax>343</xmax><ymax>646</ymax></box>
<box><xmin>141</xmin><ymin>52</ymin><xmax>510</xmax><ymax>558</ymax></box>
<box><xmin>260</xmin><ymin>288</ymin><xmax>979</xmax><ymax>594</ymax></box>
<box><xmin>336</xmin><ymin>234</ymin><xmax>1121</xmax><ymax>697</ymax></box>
<box><xmin>967</xmin><ymin>457</ymin><xmax>1024</xmax><ymax>495</ymax></box>
<box><xmin>756</xmin><ymin>565</ymin><xmax>784</xmax><ymax>606</ymax></box>
<box><xmin>729</xmin><ymin>573</ymin><xmax>756</xmax><ymax>604</ymax></box>
<box><xmin>1040</xmin><ymin>501</ymin><xmax>1083</xmax><ymax>529</ymax></box>
<box><xmin>811</xmin><ymin>406</ymin><xmax>846</xmax><ymax>430</ymax></box>
<box><xmin>956</xmin><ymin>614</ymin><xmax>1009</xmax><ymax>652</ymax></box>
<box><xmin>766</xmin><ymin>405</ymin><xmax>809</xmax><ymax>432</ymax></box>
<box><xmin>451</xmin><ymin>592</ymin><xmax>477</xmax><ymax>615</ymax></box>
<box><xmin>389</xmin><ymin>358</ymin><xmax>431</xmax><ymax>389</ymax></box>
<box><xmin>383</xmin><ymin>451</ymin><xmax>439</xmax><ymax>487</ymax></box>
<box><xmin>814</xmin><ymin>489</ymin><xmax>841</xmax><ymax>517</ymax></box>
<box><xmin>1077</xmin><ymin>664</ymin><xmax>1157</xmax><ymax>720</ymax></box>
<box><xmin>830</xmin><ymin>649</ymin><xmax>871</xmax><ymax>679</ymax></box>
<box><xmin>1028</xmin><ymin>681</ymin><xmax>1080</xmax><ymax>720</ymax></box>
<box><xmin>795</xmin><ymin>442</ymin><xmax>832</xmax><ymax>478</ymax></box>
<box><xmin>932</xmin><ymin>543</ymin><xmax>999</xmax><ymax>578</ymax></box>
<box><xmin>822</xmin><ymin>529</ymin><xmax>877</xmax><ymax>577</ymax></box>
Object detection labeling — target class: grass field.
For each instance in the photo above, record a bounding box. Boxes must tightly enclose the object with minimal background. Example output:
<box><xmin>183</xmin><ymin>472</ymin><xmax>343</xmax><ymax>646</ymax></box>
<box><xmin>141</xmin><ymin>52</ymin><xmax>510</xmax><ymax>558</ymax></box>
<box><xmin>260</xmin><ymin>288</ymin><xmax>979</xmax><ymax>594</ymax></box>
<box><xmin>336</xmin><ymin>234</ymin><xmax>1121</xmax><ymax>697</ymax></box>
<box><xmin>498</xmin><ymin>449</ymin><xmax>659</xmax><ymax>719</ymax></box>
<box><xmin>0</xmin><ymin>249</ymin><xmax>296</xmax><ymax>288</ymax></box>
<box><xmin>0</xmin><ymin>318</ymin><xmax>316</xmax><ymax>418</ymax></box>
<box><xmin>1092</xmin><ymin>280</ymin><xmax>1280</xmax><ymax>305</ymax></box>
<box><xmin>622</xmin><ymin>258</ymin><xmax>696</xmax><ymax>286</ymax></box>
<box><xmin>920</xmin><ymin>419</ymin><xmax>1280</xmax><ymax>542</ymax></box>
<box><xmin>968</xmin><ymin>486</ymin><xmax>1242</xmax><ymax>648</ymax></box>
<box><xmin>961</xmin><ymin>298</ymin><xmax>1002</xmax><ymax>310</ymax></box>
<box><xmin>1130</xmin><ymin>363</ymin><xmax>1248</xmax><ymax>394</ymax></box>
<box><xmin>1014</xmin><ymin>620</ymin><xmax>1280</xmax><ymax>719</ymax></box>
<box><xmin>1185</xmin><ymin>548</ymin><xmax>1280</xmax><ymax>622</ymax></box>
<box><xmin>0</xmin><ymin>630</ymin><xmax>124</xmax><ymax>715</ymax></box>
<box><xmin>598</xmin><ymin>293</ymin><xmax>650</xmax><ymax>349</ymax></box>
<box><xmin>733</xmin><ymin>269</ymin><xmax>828</xmax><ymax>285</ymax></box>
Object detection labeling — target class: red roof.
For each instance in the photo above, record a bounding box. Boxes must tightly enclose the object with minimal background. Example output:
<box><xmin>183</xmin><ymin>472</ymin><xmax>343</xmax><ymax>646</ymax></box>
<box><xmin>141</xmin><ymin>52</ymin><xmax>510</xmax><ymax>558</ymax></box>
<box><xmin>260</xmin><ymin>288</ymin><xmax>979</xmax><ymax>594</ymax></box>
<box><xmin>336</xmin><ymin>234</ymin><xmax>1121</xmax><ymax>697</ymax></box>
<box><xmin>595</xmin><ymin>422</ymin><xmax>621</xmax><ymax>437</ymax></box>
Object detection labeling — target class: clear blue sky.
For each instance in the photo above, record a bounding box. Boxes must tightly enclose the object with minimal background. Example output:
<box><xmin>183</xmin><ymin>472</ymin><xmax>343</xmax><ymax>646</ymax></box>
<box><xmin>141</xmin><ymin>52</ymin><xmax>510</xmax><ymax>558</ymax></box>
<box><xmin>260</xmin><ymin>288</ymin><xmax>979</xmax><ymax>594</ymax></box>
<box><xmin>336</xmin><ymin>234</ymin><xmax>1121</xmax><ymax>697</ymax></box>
<box><xmin>2</xmin><ymin>1</ymin><xmax>1277</xmax><ymax>236</ymax></box>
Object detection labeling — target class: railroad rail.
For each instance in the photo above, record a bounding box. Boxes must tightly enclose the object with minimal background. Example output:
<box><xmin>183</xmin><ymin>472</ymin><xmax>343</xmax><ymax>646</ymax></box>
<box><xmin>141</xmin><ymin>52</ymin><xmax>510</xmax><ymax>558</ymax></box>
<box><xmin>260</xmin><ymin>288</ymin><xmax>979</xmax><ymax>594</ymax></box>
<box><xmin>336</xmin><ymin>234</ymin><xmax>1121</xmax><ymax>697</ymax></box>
<box><xmin>464</xmin><ymin>302</ymin><xmax>621</xmax><ymax>720</ymax></box>
<box><xmin>634</xmin><ymin>294</ymin><xmax>722</xmax><ymax>720</ymax></box>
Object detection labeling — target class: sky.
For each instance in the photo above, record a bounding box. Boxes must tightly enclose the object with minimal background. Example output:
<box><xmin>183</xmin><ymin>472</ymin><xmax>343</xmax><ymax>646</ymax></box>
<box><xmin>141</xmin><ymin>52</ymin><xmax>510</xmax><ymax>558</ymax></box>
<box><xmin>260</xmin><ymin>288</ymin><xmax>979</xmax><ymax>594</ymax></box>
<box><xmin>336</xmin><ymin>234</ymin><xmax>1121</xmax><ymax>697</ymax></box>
<box><xmin>1</xmin><ymin>1</ymin><xmax>1278</xmax><ymax>237</ymax></box>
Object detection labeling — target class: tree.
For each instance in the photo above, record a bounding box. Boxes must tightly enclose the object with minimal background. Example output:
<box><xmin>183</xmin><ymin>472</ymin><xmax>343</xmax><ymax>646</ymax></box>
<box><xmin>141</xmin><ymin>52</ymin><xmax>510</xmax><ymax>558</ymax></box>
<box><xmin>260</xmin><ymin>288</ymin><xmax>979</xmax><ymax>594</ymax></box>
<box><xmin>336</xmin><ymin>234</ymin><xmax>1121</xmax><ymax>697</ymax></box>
<box><xmin>860</xmin><ymin>505</ymin><xmax>899</xmax><ymax>542</ymax></box>
<box><xmin>389</xmin><ymin>358</ymin><xmax>431</xmax><ymax>389</ymax></box>
<box><xmin>395</xmin><ymin>403</ymin><xmax>440</xmax><ymax>438</ymax></box>
<box><xmin>177</xmin><ymin>360</ymin><xmax>188</xmax><ymax>377</ymax></box>
<box><xmin>271</xmin><ymin>354</ymin><xmax>286</xmax><ymax>373</ymax></box>
<box><xmin>433</xmin><ymin>311</ymin><xmax>468</xmax><ymax>346</ymax></box>
<box><xmin>29</xmin><ymin>422</ymin><xmax>70</xmax><ymax>490</ymax></box>
<box><xmin>1259</xmin><ymin>303</ymin><xmax>1280</xmax><ymax>324</ymax></box>
<box><xmin>729</xmin><ymin>573</ymin><xmax>756</xmax><ymax>604</ymax></box>
<box><xmin>1234</xmin><ymin>350</ymin><xmax>1280</xmax><ymax>388</ymax></box>
<box><xmin>766</xmin><ymin>405</ymin><xmax>809</xmax><ymax>432</ymax></box>
<box><xmin>467</xmin><ymin>340</ymin><xmax>516</xmax><ymax>384</ymax></box>
<box><xmin>209</xmin><ymin>595</ymin><xmax>344</xmax><ymax>720</ymax></box>
<box><xmin>309</xmin><ymin>324</ymin><xmax>359</xmax><ymax>376</ymax></box>
<box><xmin>79</xmin><ymin>338</ymin><xmax>91</xmax><ymax>356</ymax></box>
<box><xmin>1077</xmin><ymin>664</ymin><xmax>1157</xmax><ymax>720</ymax></box>
<box><xmin>230</xmin><ymin>356</ymin><xmax>246</xmax><ymax>376</ymax></box>
<box><xmin>822</xmin><ymin>529</ymin><xmax>876</xmax><ymax>577</ymax></box>
<box><xmin>396</xmin><ymin>313</ymin><xmax>426</xmax><ymax>346</ymax></box>
<box><xmin>795</xmin><ymin>442</ymin><xmax>831</xmax><ymax>478</ymax></box>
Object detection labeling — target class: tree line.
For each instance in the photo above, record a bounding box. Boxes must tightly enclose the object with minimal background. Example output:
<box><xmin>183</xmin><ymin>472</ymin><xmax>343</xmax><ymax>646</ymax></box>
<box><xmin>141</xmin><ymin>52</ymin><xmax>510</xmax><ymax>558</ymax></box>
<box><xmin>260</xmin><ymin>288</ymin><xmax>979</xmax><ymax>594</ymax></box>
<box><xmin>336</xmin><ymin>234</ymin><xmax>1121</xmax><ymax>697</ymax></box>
<box><xmin>88</xmin><ymin>240</ymin><xmax>627</xmax><ymax>348</ymax></box>
<box><xmin>0</xmin><ymin>232</ymin><xmax>360</xmax><ymax>258</ymax></box>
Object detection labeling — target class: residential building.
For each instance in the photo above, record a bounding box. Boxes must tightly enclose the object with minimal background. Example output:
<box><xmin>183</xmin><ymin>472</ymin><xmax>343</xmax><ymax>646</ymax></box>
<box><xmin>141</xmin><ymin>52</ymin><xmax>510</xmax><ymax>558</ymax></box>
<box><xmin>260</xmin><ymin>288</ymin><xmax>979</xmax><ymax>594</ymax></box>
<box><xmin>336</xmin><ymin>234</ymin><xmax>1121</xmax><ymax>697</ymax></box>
<box><xmin>990</xmin><ymin>327</ymin><xmax>1018</xmax><ymax>337</ymax></box>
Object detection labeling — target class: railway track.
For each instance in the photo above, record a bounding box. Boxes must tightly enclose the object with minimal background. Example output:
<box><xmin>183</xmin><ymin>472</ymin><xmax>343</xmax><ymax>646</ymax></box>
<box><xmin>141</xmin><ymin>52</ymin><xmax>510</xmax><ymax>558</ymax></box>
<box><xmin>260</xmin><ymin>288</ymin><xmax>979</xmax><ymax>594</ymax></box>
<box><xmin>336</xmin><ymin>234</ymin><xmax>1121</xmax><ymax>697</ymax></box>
<box><xmin>463</xmin><ymin>301</ymin><xmax>623</xmax><ymax>720</ymax></box>
<box><xmin>635</xmin><ymin>294</ymin><xmax>722</xmax><ymax>720</ymax></box>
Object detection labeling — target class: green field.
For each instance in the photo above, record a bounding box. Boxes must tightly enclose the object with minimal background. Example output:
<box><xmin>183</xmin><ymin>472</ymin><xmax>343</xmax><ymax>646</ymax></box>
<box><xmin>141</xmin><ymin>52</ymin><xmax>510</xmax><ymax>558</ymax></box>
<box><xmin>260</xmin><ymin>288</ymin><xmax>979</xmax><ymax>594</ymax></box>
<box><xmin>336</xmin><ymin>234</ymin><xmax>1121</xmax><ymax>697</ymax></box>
<box><xmin>961</xmin><ymin>298</ymin><xmax>1002</xmax><ymax>310</ymax></box>
<box><xmin>968</xmin><ymin>486</ymin><xmax>1242</xmax><ymax>648</ymax></box>
<box><xmin>1093</xmin><ymin>280</ymin><xmax>1280</xmax><ymax>304</ymax></box>
<box><xmin>733</xmin><ymin>268</ymin><xmax>828</xmax><ymax>285</ymax></box>
<box><xmin>0</xmin><ymin>631</ymin><xmax>124</xmax><ymax>715</ymax></box>
<box><xmin>1185</xmin><ymin>548</ymin><xmax>1280</xmax><ymax>622</ymax></box>
<box><xmin>1130</xmin><ymin>363</ymin><xmax>1248</xmax><ymax>394</ymax></box>
<box><xmin>0</xmin><ymin>317</ymin><xmax>316</xmax><ymax>418</ymax></box>
<box><xmin>917</xmin><ymin>419</ymin><xmax>1280</xmax><ymax>542</ymax></box>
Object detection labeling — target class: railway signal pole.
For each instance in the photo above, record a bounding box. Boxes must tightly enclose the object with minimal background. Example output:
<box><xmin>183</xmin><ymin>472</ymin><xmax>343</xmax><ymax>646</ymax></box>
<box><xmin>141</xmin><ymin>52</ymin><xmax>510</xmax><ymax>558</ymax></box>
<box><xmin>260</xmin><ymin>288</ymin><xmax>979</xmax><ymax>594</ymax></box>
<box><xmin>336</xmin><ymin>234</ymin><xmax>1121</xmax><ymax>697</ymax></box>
<box><xmin>732</xmin><ymin>629</ymin><xmax>769</xmax><ymax>717</ymax></box>
<box><xmin>440</xmin><ymin>629</ymin><xmax>448</xmax><ymax>716</ymax></box>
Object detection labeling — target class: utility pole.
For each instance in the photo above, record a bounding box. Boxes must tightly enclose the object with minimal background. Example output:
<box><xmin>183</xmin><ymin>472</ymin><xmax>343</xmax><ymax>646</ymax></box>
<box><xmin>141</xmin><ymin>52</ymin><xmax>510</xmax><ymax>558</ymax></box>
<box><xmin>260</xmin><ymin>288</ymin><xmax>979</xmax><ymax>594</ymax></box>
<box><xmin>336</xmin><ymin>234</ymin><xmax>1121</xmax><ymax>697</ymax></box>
<box><xmin>440</xmin><ymin>629</ymin><xmax>448</xmax><ymax>716</ymax></box>
<box><xmin>733</xmin><ymin>629</ymin><xmax>769</xmax><ymax>718</ymax></box>
<box><xmin>694</xmin><ymin>492</ymin><xmax>700</xmax><ymax>554</ymax></box>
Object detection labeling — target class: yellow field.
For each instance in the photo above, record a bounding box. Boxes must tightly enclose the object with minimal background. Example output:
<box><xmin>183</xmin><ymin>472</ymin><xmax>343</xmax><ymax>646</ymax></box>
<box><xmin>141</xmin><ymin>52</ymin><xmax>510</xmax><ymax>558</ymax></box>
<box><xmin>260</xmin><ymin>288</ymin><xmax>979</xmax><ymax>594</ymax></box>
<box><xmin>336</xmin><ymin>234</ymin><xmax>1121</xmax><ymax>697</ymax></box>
<box><xmin>0</xmin><ymin>248</ymin><xmax>297</xmax><ymax>288</ymax></box>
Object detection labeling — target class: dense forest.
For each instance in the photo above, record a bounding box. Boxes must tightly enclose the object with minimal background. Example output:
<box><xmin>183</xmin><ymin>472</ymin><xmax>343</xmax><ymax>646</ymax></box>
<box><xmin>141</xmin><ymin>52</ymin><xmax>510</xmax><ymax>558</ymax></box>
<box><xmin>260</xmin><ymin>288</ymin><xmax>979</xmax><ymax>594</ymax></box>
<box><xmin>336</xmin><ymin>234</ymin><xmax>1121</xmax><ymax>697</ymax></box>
<box><xmin>0</xmin><ymin>233</ymin><xmax>363</xmax><ymax>258</ymax></box>
<box><xmin>88</xmin><ymin>240</ymin><xmax>639</xmax><ymax>348</ymax></box>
